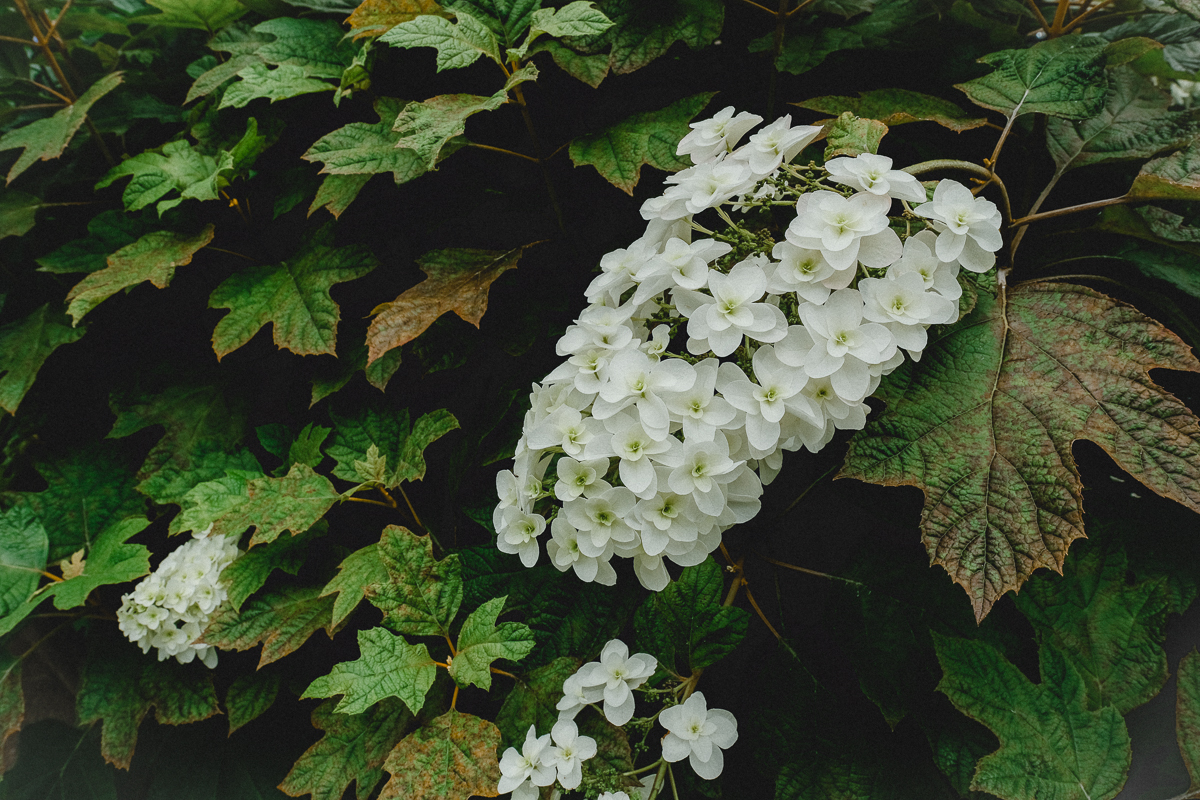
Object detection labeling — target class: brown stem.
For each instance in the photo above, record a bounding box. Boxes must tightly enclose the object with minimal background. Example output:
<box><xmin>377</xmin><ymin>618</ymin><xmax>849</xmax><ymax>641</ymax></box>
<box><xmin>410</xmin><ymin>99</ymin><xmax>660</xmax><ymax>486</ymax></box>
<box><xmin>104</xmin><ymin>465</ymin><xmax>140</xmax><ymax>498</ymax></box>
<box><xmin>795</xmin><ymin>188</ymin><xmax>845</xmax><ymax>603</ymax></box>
<box><xmin>490</xmin><ymin>667</ymin><xmax>517</xmax><ymax>679</ymax></box>
<box><xmin>451</xmin><ymin>684</ymin><xmax>459</xmax><ymax>710</ymax></box>
<box><xmin>739</xmin><ymin>0</ymin><xmax>777</xmax><ymax>13</ymax></box>
<box><xmin>1061</xmin><ymin>0</ymin><xmax>1115</xmax><ymax>32</ymax></box>
<box><xmin>443</xmin><ymin>632</ymin><xmax>456</xmax><ymax>657</ymax></box>
<box><xmin>376</xmin><ymin>486</ymin><xmax>399</xmax><ymax>508</ymax></box>
<box><xmin>1024</xmin><ymin>0</ymin><xmax>1051</xmax><ymax>31</ymax></box>
<box><xmin>1009</xmin><ymin>193</ymin><xmax>1131</xmax><ymax>227</ymax></box>
<box><xmin>779</xmin><ymin>464</ymin><xmax>838</xmax><ymax>516</ymax></box>
<box><xmin>346</xmin><ymin>496</ymin><xmax>395</xmax><ymax>509</ymax></box>
<box><xmin>510</xmin><ymin>81</ymin><xmax>565</xmax><ymax>234</ymax></box>
<box><xmin>397</xmin><ymin>485</ymin><xmax>424</xmax><ymax>529</ymax></box>
<box><xmin>0</xmin><ymin>34</ymin><xmax>35</xmax><ymax>45</ymax></box>
<box><xmin>207</xmin><ymin>246</ymin><xmax>255</xmax><ymax>261</ymax></box>
<box><xmin>757</xmin><ymin>554</ymin><xmax>863</xmax><ymax>585</ymax></box>
<box><xmin>24</xmin><ymin>79</ymin><xmax>73</xmax><ymax>105</ymax></box>
<box><xmin>744</xmin><ymin>586</ymin><xmax>782</xmax><ymax>640</ymax></box>
<box><xmin>467</xmin><ymin>142</ymin><xmax>540</xmax><ymax>163</ymax></box>
<box><xmin>1050</xmin><ymin>0</ymin><xmax>1070</xmax><ymax>33</ymax></box>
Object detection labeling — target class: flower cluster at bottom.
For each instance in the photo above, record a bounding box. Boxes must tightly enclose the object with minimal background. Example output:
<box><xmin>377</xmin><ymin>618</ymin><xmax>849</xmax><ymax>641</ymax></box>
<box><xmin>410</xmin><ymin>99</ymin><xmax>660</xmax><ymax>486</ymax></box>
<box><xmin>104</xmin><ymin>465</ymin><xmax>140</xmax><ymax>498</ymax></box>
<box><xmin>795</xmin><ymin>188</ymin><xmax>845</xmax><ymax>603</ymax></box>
<box><xmin>498</xmin><ymin>639</ymin><xmax>738</xmax><ymax>799</ymax></box>
<box><xmin>115</xmin><ymin>529</ymin><xmax>240</xmax><ymax>667</ymax></box>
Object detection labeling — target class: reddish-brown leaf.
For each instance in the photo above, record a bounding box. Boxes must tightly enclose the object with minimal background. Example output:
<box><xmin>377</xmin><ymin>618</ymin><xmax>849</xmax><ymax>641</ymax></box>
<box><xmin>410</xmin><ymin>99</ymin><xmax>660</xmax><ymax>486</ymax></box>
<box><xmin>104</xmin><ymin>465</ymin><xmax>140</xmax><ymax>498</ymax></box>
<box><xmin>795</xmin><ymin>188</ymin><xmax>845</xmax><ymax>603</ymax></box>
<box><xmin>378</xmin><ymin>709</ymin><xmax>500</xmax><ymax>800</ymax></box>
<box><xmin>345</xmin><ymin>0</ymin><xmax>450</xmax><ymax>39</ymax></box>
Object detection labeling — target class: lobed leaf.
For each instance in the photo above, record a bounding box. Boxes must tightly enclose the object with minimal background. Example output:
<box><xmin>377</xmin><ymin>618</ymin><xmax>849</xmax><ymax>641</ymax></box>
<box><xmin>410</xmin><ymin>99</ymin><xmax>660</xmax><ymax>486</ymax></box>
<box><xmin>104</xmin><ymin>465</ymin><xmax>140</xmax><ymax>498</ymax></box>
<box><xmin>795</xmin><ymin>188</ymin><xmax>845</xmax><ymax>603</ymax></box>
<box><xmin>302</xmin><ymin>627</ymin><xmax>437</xmax><ymax>715</ymax></box>
<box><xmin>842</xmin><ymin>281</ymin><xmax>1200</xmax><ymax>621</ymax></box>
<box><xmin>442</xmin><ymin>0</ymin><xmax>540</xmax><ymax>48</ymax></box>
<box><xmin>0</xmin><ymin>190</ymin><xmax>44</xmax><ymax>239</ymax></box>
<box><xmin>222</xmin><ymin>524</ymin><xmax>322</xmax><ymax>610</ymax></box>
<box><xmin>219</xmin><ymin>64</ymin><xmax>334</xmax><ymax>109</ymax></box>
<box><xmin>1131</xmin><ymin>139</ymin><xmax>1200</xmax><ymax>203</ymax></box>
<box><xmin>378</xmin><ymin>709</ymin><xmax>501</xmax><ymax>800</ymax></box>
<box><xmin>42</xmin><ymin>516</ymin><xmax>151</xmax><ymax>610</ymax></box>
<box><xmin>225</xmin><ymin>671</ymin><xmax>281</xmax><ymax>734</ymax></box>
<box><xmin>568</xmin><ymin>92</ymin><xmax>715</xmax><ymax>193</ymax></box>
<box><xmin>1179</xmin><ymin>649</ymin><xmax>1200</xmax><ymax>796</ymax></box>
<box><xmin>253</xmin><ymin>18</ymin><xmax>357</xmax><ymax>78</ymax></box>
<box><xmin>0</xmin><ymin>505</ymin><xmax>48</xmax><ymax>618</ymax></box>
<box><xmin>822</xmin><ymin>112</ymin><xmax>887</xmax><ymax>159</ymax></box>
<box><xmin>346</xmin><ymin>0</ymin><xmax>452</xmax><ymax>39</ymax></box>
<box><xmin>95</xmin><ymin>139</ymin><xmax>233</xmax><ymax>215</ymax></box>
<box><xmin>448</xmin><ymin>596</ymin><xmax>535</xmax><ymax>690</ymax></box>
<box><xmin>366</xmin><ymin>525</ymin><xmax>462</xmax><ymax>638</ymax></box>
<box><xmin>794</xmin><ymin>88</ymin><xmax>987</xmax><ymax>132</ymax></box>
<box><xmin>305</xmin><ymin>97</ymin><xmax>433</xmax><ymax>184</ymax></box>
<box><xmin>572</xmin><ymin>0</ymin><xmax>724</xmax><ymax>75</ymax></box>
<box><xmin>380</xmin><ymin>13</ymin><xmax>502</xmax><ymax>70</ymax></box>
<box><xmin>36</xmin><ymin>210</ymin><xmax>147</xmax><ymax>274</ymax></box>
<box><xmin>138</xmin><ymin>0</ymin><xmax>246</xmax><ymax>30</ymax></box>
<box><xmin>327</xmin><ymin>406</ymin><xmax>459</xmax><ymax>489</ymax></box>
<box><xmin>200</xmin><ymin>585</ymin><xmax>338</xmax><ymax>667</ymax></box>
<box><xmin>393</xmin><ymin>89</ymin><xmax>513</xmax><ymax>170</ymax></box>
<box><xmin>310</xmin><ymin>173</ymin><xmax>373</xmax><ymax>218</ymax></box>
<box><xmin>322</xmin><ymin>542</ymin><xmax>389</xmax><ymax>628</ymax></box>
<box><xmin>366</xmin><ymin>244</ymin><xmax>535</xmax><ymax>364</ymax></box>
<box><xmin>0</xmin><ymin>304</ymin><xmax>86</xmax><ymax>415</ymax></box>
<box><xmin>494</xmin><ymin>656</ymin><xmax>577</xmax><ymax>747</ymax></box>
<box><xmin>956</xmin><ymin>36</ymin><xmax>1109</xmax><ymax>121</ymax></box>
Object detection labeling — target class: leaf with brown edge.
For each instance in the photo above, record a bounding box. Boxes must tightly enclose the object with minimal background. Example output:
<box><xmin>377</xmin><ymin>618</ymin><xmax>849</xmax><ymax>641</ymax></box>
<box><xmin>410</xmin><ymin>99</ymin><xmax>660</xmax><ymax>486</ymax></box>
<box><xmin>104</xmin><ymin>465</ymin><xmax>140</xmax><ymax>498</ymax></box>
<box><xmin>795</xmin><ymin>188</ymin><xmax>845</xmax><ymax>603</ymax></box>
<box><xmin>346</xmin><ymin>0</ymin><xmax>451</xmax><ymax>40</ymax></box>
<box><xmin>1131</xmin><ymin>139</ymin><xmax>1200</xmax><ymax>203</ymax></box>
<box><xmin>66</xmin><ymin>225</ymin><xmax>214</xmax><ymax>325</ymax></box>
<box><xmin>794</xmin><ymin>89</ymin><xmax>987</xmax><ymax>132</ymax></box>
<box><xmin>841</xmin><ymin>281</ymin><xmax>1200</xmax><ymax>621</ymax></box>
<box><xmin>279</xmin><ymin>698</ymin><xmax>414</xmax><ymax>800</ymax></box>
<box><xmin>378</xmin><ymin>709</ymin><xmax>501</xmax><ymax>800</ymax></box>
<box><xmin>366</xmin><ymin>244</ymin><xmax>536</xmax><ymax>364</ymax></box>
<box><xmin>200</xmin><ymin>585</ymin><xmax>338</xmax><ymax>668</ymax></box>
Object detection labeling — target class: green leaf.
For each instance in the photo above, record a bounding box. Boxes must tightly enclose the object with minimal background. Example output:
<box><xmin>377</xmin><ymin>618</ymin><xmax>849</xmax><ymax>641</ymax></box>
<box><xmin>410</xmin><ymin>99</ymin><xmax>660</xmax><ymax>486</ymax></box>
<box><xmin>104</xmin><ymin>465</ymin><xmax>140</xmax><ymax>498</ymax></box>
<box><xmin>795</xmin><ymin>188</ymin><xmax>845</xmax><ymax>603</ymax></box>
<box><xmin>494</xmin><ymin>656</ymin><xmax>578</xmax><ymax>747</ymax></box>
<box><xmin>756</xmin><ymin>0</ymin><xmax>933</xmax><ymax>76</ymax></box>
<box><xmin>393</xmin><ymin>89</ymin><xmax>512</xmax><ymax>170</ymax></box>
<box><xmin>841</xmin><ymin>281</ymin><xmax>1200</xmax><ymax>621</ymax></box>
<box><xmin>568</xmin><ymin>92</ymin><xmax>715</xmax><ymax>193</ymax></box>
<box><xmin>366</xmin><ymin>244</ymin><xmax>534</xmax><ymax>363</ymax></box>
<box><xmin>108</xmin><ymin>383</ymin><xmax>256</xmax><ymax>507</ymax></box>
<box><xmin>377</xmin><ymin>710</ymin><xmax>501</xmax><ymax>800</ymax></box>
<box><xmin>310</xmin><ymin>173</ymin><xmax>373</xmax><ymax>218</ymax></box>
<box><xmin>1102</xmin><ymin>14</ymin><xmax>1200</xmax><ymax>74</ymax></box>
<box><xmin>0</xmin><ymin>73</ymin><xmax>123</xmax><ymax>184</ymax></box>
<box><xmin>322</xmin><ymin>542</ymin><xmax>388</xmax><ymax>628</ymax></box>
<box><xmin>1046</xmin><ymin>67</ymin><xmax>1200</xmax><ymax>174</ymax></box>
<box><xmin>303</xmin><ymin>97</ymin><xmax>435</xmax><ymax>184</ymax></box>
<box><xmin>278</xmin><ymin>698</ymin><xmax>413</xmax><ymax>800</ymax></box>
<box><xmin>1119</xmin><ymin>241</ymin><xmax>1200</xmax><ymax>301</ymax></box>
<box><xmin>527</xmin><ymin>38</ymin><xmax>609</xmax><ymax>87</ymax></box>
<box><xmin>1178</xmin><ymin>649</ymin><xmax>1200</xmax><ymax>796</ymax></box>
<box><xmin>956</xmin><ymin>36</ymin><xmax>1109</xmax><ymax>121</ymax></box>
<box><xmin>208</xmin><ymin>223</ymin><xmax>378</xmax><ymax>359</ymax></box>
<box><xmin>380</xmin><ymin>13</ymin><xmax>502</xmax><ymax>70</ymax></box>
<box><xmin>65</xmin><ymin>225</ymin><xmax>215</xmax><ymax>325</ymax></box>
<box><xmin>225</xmin><ymin>671</ymin><xmax>281</xmax><ymax>734</ymax></box>
<box><xmin>346</xmin><ymin>0</ymin><xmax>453</xmax><ymax>39</ymax></box>
<box><xmin>794</xmin><ymin>88</ymin><xmax>987</xmax><ymax>132</ymax></box>
<box><xmin>200</xmin><ymin>585</ymin><xmax>338</xmax><ymax>667</ymax></box>
<box><xmin>1102</xmin><ymin>37</ymin><xmax>1162</xmax><ymax>68</ymax></box>
<box><xmin>222</xmin><ymin>523</ymin><xmax>321</xmax><ymax>610</ymax></box>
<box><xmin>1015</xmin><ymin>545</ymin><xmax>1170</xmax><ymax>714</ymax></box>
<box><xmin>366</xmin><ymin>525</ymin><xmax>462</xmax><ymax>638</ymax></box>
<box><xmin>36</xmin><ymin>210</ymin><xmax>147</xmax><ymax>274</ymax></box>
<box><xmin>302</xmin><ymin>627</ymin><xmax>437</xmax><ymax>715</ymax></box>
<box><xmin>0</xmin><ymin>189</ymin><xmax>43</xmax><ymax>239</ymax></box>
<box><xmin>77</xmin><ymin>635</ymin><xmax>220</xmax><ymax>769</ymax></box>
<box><xmin>573</xmin><ymin>0</ymin><xmax>723</xmax><ymax>75</ymax></box>
<box><xmin>95</xmin><ymin>139</ymin><xmax>234</xmax><ymax>215</ymax></box>
<box><xmin>253</xmin><ymin>18</ymin><xmax>357</xmax><ymax>78</ymax></box>
<box><xmin>185</xmin><ymin>54</ymin><xmax>265</xmax><ymax>104</ymax></box>
<box><xmin>327</xmin><ymin>406</ymin><xmax>459</xmax><ymax>489</ymax></box>
<box><xmin>448</xmin><ymin>595</ymin><xmax>535</xmax><ymax>690</ymax></box>
<box><xmin>633</xmin><ymin>557</ymin><xmax>747</xmax><ymax>677</ymax></box>
<box><xmin>933</xmin><ymin>634</ymin><xmax>1131</xmax><ymax>800</ymax></box>
<box><xmin>138</xmin><ymin>0</ymin><xmax>246</xmax><ymax>30</ymax></box>
<box><xmin>171</xmin><ymin>463</ymin><xmax>341</xmax><ymax>548</ymax></box>
<box><xmin>0</xmin><ymin>304</ymin><xmax>86</xmax><ymax>415</ymax></box>
<box><xmin>442</xmin><ymin>0</ymin><xmax>541</xmax><ymax>48</ymax></box>
<box><xmin>42</xmin><ymin>516</ymin><xmax>151</xmax><ymax>610</ymax></box>
<box><xmin>13</xmin><ymin>442</ymin><xmax>144</xmax><ymax>561</ymax></box>
<box><xmin>508</xmin><ymin>2</ymin><xmax>613</xmax><ymax>60</ymax></box>
<box><xmin>822</xmin><ymin>111</ymin><xmax>888</xmax><ymax>159</ymax></box>
<box><xmin>219</xmin><ymin>64</ymin><xmax>334</xmax><ymax>109</ymax></box>
<box><xmin>1131</xmin><ymin>139</ymin><xmax>1200</xmax><ymax>203</ymax></box>
<box><xmin>0</xmin><ymin>505</ymin><xmax>47</xmax><ymax>618</ymax></box>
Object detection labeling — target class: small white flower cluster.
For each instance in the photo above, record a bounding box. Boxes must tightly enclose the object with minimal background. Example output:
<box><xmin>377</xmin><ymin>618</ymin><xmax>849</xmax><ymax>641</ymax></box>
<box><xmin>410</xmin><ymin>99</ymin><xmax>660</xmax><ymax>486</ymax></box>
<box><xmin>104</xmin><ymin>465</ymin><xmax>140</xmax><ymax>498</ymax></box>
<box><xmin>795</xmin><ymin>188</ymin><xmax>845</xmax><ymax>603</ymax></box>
<box><xmin>494</xmin><ymin>107</ymin><xmax>1003</xmax><ymax>591</ymax></box>
<box><xmin>499</xmin><ymin>640</ymin><xmax>738</xmax><ymax>798</ymax></box>
<box><xmin>116</xmin><ymin>530</ymin><xmax>240</xmax><ymax>668</ymax></box>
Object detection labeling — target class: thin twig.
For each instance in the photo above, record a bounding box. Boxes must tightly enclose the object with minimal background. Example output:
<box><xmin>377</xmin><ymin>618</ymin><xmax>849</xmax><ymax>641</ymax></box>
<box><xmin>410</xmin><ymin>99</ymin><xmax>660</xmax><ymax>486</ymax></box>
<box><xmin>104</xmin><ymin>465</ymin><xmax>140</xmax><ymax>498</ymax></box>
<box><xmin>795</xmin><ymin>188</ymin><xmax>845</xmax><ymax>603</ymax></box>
<box><xmin>1009</xmin><ymin>194</ymin><xmax>1131</xmax><ymax>227</ymax></box>
<box><xmin>757</xmin><ymin>554</ymin><xmax>863</xmax><ymax>585</ymax></box>
<box><xmin>739</xmin><ymin>0</ymin><xmax>777</xmax><ymax>13</ymax></box>
<box><xmin>467</xmin><ymin>142</ymin><xmax>540</xmax><ymax>163</ymax></box>
<box><xmin>397</xmin><ymin>485</ymin><xmax>424</xmax><ymax>530</ymax></box>
<box><xmin>0</xmin><ymin>34</ymin><xmax>35</xmax><ymax>45</ymax></box>
<box><xmin>346</xmin><ymin>496</ymin><xmax>395</xmax><ymax>509</ymax></box>
<box><xmin>509</xmin><ymin>80</ymin><xmax>565</xmax><ymax>234</ymax></box>
<box><xmin>744</xmin><ymin>586</ymin><xmax>782</xmax><ymax>640</ymax></box>
<box><xmin>207</xmin><ymin>246</ymin><xmax>255</xmax><ymax>261</ymax></box>
<box><xmin>23</xmin><ymin>79</ymin><xmax>73</xmax><ymax>105</ymax></box>
<box><xmin>779</xmin><ymin>464</ymin><xmax>838</xmax><ymax>516</ymax></box>
<box><xmin>1024</xmin><ymin>0</ymin><xmax>1051</xmax><ymax>30</ymax></box>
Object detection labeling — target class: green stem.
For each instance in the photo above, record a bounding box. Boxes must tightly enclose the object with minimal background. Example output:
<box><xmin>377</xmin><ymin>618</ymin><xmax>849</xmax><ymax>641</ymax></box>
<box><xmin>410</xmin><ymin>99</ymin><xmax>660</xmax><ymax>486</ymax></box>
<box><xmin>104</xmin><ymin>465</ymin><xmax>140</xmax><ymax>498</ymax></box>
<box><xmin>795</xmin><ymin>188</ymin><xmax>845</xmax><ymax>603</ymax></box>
<box><xmin>902</xmin><ymin>158</ymin><xmax>1013</xmax><ymax>224</ymax></box>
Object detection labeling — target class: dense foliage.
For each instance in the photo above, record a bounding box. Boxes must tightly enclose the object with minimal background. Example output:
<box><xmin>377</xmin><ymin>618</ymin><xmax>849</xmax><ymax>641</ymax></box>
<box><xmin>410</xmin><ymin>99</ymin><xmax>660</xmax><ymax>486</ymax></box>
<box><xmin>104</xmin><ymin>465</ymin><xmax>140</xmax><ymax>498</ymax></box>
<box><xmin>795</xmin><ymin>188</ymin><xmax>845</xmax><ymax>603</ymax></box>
<box><xmin>2</xmin><ymin>0</ymin><xmax>1200</xmax><ymax>798</ymax></box>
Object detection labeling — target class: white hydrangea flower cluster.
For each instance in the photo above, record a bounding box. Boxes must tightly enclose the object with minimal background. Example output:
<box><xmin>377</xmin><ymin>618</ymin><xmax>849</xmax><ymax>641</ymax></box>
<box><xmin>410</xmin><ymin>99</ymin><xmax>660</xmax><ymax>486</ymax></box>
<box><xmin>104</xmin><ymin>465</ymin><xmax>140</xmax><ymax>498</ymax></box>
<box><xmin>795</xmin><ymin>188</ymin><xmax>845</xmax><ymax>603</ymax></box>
<box><xmin>115</xmin><ymin>529</ymin><xmax>241</xmax><ymax>668</ymax></box>
<box><xmin>499</xmin><ymin>639</ymin><xmax>738</xmax><ymax>798</ymax></box>
<box><xmin>494</xmin><ymin>107</ymin><xmax>1003</xmax><ymax>591</ymax></box>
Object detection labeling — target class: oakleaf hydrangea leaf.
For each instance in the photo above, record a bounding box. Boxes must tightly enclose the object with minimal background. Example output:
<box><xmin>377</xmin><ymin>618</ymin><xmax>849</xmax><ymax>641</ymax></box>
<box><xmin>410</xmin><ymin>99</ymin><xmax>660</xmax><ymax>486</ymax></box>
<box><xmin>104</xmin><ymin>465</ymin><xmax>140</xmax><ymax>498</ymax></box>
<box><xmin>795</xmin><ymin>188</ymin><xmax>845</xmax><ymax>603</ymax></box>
<box><xmin>35</xmin><ymin>210</ymin><xmax>147</xmax><ymax>274</ymax></box>
<box><xmin>171</xmin><ymin>463</ymin><xmax>341</xmax><ymax>547</ymax></box>
<box><xmin>507</xmin><ymin>2</ymin><xmax>613</xmax><ymax>60</ymax></box>
<box><xmin>933</xmin><ymin>634</ymin><xmax>1131</xmax><ymax>800</ymax></box>
<box><xmin>65</xmin><ymin>225</ymin><xmax>215</xmax><ymax>325</ymax></box>
<box><xmin>380</xmin><ymin>12</ymin><xmax>502</xmax><ymax>70</ymax></box>
<box><xmin>633</xmin><ymin>557</ymin><xmax>748</xmax><ymax>677</ymax></box>
<box><xmin>794</xmin><ymin>88</ymin><xmax>987</xmax><ymax>132</ymax></box>
<box><xmin>0</xmin><ymin>190</ymin><xmax>44</xmax><ymax>239</ymax></box>
<box><xmin>366</xmin><ymin>244</ymin><xmax>534</xmax><ymax>363</ymax></box>
<box><xmin>278</xmin><ymin>698</ymin><xmax>413</xmax><ymax>800</ymax></box>
<box><xmin>225</xmin><ymin>671</ymin><xmax>281</xmax><ymax>734</ymax></box>
<box><xmin>571</xmin><ymin>0</ymin><xmax>723</xmax><ymax>75</ymax></box>
<box><xmin>842</xmin><ymin>281</ymin><xmax>1200</xmax><ymax>621</ymax></box>
<box><xmin>185</xmin><ymin>54</ymin><xmax>265</xmax><ymax>104</ymax></box>
<box><xmin>222</xmin><ymin>523</ymin><xmax>322</xmax><ymax>610</ymax></box>
<box><xmin>208</xmin><ymin>223</ymin><xmax>377</xmax><ymax>359</ymax></box>
<box><xmin>822</xmin><ymin>112</ymin><xmax>887</xmax><ymax>159</ymax></box>
<box><xmin>1047</xmin><ymin>68</ymin><xmax>1200</xmax><ymax>174</ymax></box>
<box><xmin>392</xmin><ymin>88</ymin><xmax>514</xmax><ymax>170</ymax></box>
<box><xmin>310</xmin><ymin>173</ymin><xmax>372</xmax><ymax>218</ymax></box>
<box><xmin>303</xmin><ymin>97</ymin><xmax>434</xmax><ymax>184</ymax></box>
<box><xmin>495</xmin><ymin>656</ymin><xmax>578</xmax><ymax>748</ymax></box>
<box><xmin>95</xmin><ymin>139</ymin><xmax>234</xmax><ymax>215</ymax></box>
<box><xmin>956</xmin><ymin>36</ymin><xmax>1109</xmax><ymax>121</ymax></box>
<box><xmin>0</xmin><ymin>654</ymin><xmax>21</xmax><ymax>760</ymax></box>
<box><xmin>378</xmin><ymin>710</ymin><xmax>501</xmax><ymax>800</ymax></box>
<box><xmin>569</xmin><ymin>92</ymin><xmax>715</xmax><ymax>193</ymax></box>
<box><xmin>42</xmin><ymin>517</ymin><xmax>151</xmax><ymax>610</ymax></box>
<box><xmin>448</xmin><ymin>596</ymin><xmax>535</xmax><ymax>690</ymax></box>
<box><xmin>200</xmin><ymin>585</ymin><xmax>337</xmax><ymax>667</ymax></box>
<box><xmin>219</xmin><ymin>63</ymin><xmax>334</xmax><ymax>108</ymax></box>
<box><xmin>347</xmin><ymin>0</ymin><xmax>452</xmax><ymax>39</ymax></box>
<box><xmin>322</xmin><ymin>542</ymin><xmax>388</xmax><ymax>628</ymax></box>
<box><xmin>327</xmin><ymin>405</ymin><xmax>459</xmax><ymax>489</ymax></box>
<box><xmin>0</xmin><ymin>304</ymin><xmax>86</xmax><ymax>415</ymax></box>
<box><xmin>137</xmin><ymin>0</ymin><xmax>246</xmax><ymax>30</ymax></box>
<box><xmin>0</xmin><ymin>73</ymin><xmax>123</xmax><ymax>184</ymax></box>
<box><xmin>1179</xmin><ymin>649</ymin><xmax>1200</xmax><ymax>795</ymax></box>
<box><xmin>442</xmin><ymin>0</ymin><xmax>540</xmax><ymax>48</ymax></box>
<box><xmin>0</xmin><ymin>506</ymin><xmax>48</xmax><ymax>618</ymax></box>
<box><xmin>528</xmin><ymin>39</ymin><xmax>609</xmax><ymax>87</ymax></box>
<box><xmin>302</xmin><ymin>627</ymin><xmax>437</xmax><ymax>715</ymax></box>
<box><xmin>366</xmin><ymin>525</ymin><xmax>462</xmax><ymax>638</ymax></box>
<box><xmin>1131</xmin><ymin>139</ymin><xmax>1200</xmax><ymax>203</ymax></box>
<box><xmin>253</xmin><ymin>18</ymin><xmax>357</xmax><ymax>77</ymax></box>
<box><xmin>1015</xmin><ymin>546</ymin><xmax>1170</xmax><ymax>714</ymax></box>
<box><xmin>77</xmin><ymin>635</ymin><xmax>220</xmax><ymax>769</ymax></box>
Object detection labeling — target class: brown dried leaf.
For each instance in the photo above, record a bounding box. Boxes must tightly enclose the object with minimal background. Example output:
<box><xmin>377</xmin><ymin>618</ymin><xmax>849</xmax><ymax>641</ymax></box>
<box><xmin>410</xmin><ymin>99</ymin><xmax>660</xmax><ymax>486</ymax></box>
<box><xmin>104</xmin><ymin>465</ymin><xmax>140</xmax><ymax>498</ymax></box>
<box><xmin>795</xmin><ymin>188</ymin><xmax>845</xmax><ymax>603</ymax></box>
<box><xmin>379</xmin><ymin>709</ymin><xmax>500</xmax><ymax>800</ymax></box>
<box><xmin>346</xmin><ymin>0</ymin><xmax>450</xmax><ymax>39</ymax></box>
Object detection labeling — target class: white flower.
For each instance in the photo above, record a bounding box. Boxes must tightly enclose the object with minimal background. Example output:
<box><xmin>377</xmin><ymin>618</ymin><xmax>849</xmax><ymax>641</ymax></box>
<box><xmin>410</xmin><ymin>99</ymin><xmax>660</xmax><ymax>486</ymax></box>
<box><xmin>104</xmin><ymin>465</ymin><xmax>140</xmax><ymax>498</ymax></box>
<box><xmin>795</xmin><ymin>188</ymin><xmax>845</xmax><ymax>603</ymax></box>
<box><xmin>546</xmin><ymin>719</ymin><xmax>597</xmax><ymax>790</ymax></box>
<box><xmin>798</xmin><ymin>289</ymin><xmax>897</xmax><ymax>401</ymax></box>
<box><xmin>593</xmin><ymin>350</ymin><xmax>696</xmax><ymax>437</ymax></box>
<box><xmin>526</xmin><ymin>405</ymin><xmax>603</xmax><ymax>457</ymax></box>
<box><xmin>557</xmin><ymin>671</ymin><xmax>605</xmax><ymax>720</ymax></box>
<box><xmin>496</xmin><ymin>507</ymin><xmax>546</xmax><ymax>568</ymax></box>
<box><xmin>587</xmin><ymin>412</ymin><xmax>677</xmax><ymax>498</ymax></box>
<box><xmin>661</xmin><ymin>358</ymin><xmax>737</xmax><ymax>442</ymax></box>
<box><xmin>587</xmin><ymin>239</ymin><xmax>658</xmax><ymax>304</ymax></box>
<box><xmin>678</xmin><ymin>259</ymin><xmax>787</xmax><ymax>357</ymax></box>
<box><xmin>554</xmin><ymin>456</ymin><xmax>610</xmax><ymax>502</ymax></box>
<box><xmin>716</xmin><ymin>351</ymin><xmax>813</xmax><ymax>454</ymax></box>
<box><xmin>498</xmin><ymin>725</ymin><xmax>556</xmax><ymax>794</ymax></box>
<box><xmin>655</xmin><ymin>432</ymin><xmax>743</xmax><ymax>517</ymax></box>
<box><xmin>825</xmin><ymin>153</ymin><xmax>927</xmax><ymax>202</ymax></box>
<box><xmin>631</xmin><ymin>237</ymin><xmax>730</xmax><ymax>304</ymax></box>
<box><xmin>659</xmin><ymin>692</ymin><xmax>738</xmax><ymax>780</ymax></box>
<box><xmin>913</xmin><ymin>179</ymin><xmax>1003</xmax><ymax>273</ymax></box>
<box><xmin>564</xmin><ymin>486</ymin><xmax>639</xmax><ymax>555</ymax></box>
<box><xmin>887</xmin><ymin>229</ymin><xmax>962</xmax><ymax>302</ymax></box>
<box><xmin>738</xmin><ymin>114</ymin><xmax>822</xmax><ymax>175</ymax></box>
<box><xmin>859</xmin><ymin>271</ymin><xmax>957</xmax><ymax>358</ymax></box>
<box><xmin>785</xmin><ymin>190</ymin><xmax>902</xmax><ymax>272</ymax></box>
<box><xmin>546</xmin><ymin>516</ymin><xmax>617</xmax><ymax>586</ymax></box>
<box><xmin>767</xmin><ymin>241</ymin><xmax>836</xmax><ymax>304</ymax></box>
<box><xmin>668</xmin><ymin>157</ymin><xmax>758</xmax><ymax>214</ymax></box>
<box><xmin>677</xmin><ymin>106</ymin><xmax>763</xmax><ymax>163</ymax></box>
<box><xmin>576</xmin><ymin>639</ymin><xmax>658</xmax><ymax>726</ymax></box>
